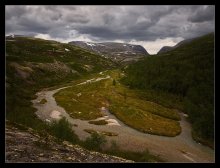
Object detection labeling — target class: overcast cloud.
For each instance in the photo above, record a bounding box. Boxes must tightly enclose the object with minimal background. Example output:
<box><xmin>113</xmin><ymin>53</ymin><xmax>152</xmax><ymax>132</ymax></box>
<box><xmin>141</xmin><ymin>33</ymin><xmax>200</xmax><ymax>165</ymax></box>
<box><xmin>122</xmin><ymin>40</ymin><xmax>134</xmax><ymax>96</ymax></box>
<box><xmin>5</xmin><ymin>5</ymin><xmax>215</xmax><ymax>54</ymax></box>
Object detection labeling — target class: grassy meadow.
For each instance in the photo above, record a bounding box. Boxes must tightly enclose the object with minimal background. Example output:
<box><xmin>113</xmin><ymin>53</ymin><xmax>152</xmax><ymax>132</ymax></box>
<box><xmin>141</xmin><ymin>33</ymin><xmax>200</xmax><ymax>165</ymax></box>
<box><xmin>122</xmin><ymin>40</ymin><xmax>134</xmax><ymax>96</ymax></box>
<box><xmin>54</xmin><ymin>70</ymin><xmax>181</xmax><ymax>137</ymax></box>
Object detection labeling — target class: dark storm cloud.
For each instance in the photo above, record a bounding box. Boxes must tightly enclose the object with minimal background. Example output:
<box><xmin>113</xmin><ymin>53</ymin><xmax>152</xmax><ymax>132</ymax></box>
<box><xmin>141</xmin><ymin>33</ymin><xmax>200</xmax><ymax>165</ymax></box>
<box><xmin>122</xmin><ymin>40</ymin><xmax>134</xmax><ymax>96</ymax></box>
<box><xmin>5</xmin><ymin>6</ymin><xmax>27</xmax><ymax>20</ymax></box>
<box><xmin>102</xmin><ymin>14</ymin><xmax>115</xmax><ymax>25</ymax></box>
<box><xmin>188</xmin><ymin>5</ymin><xmax>215</xmax><ymax>23</ymax></box>
<box><xmin>6</xmin><ymin>5</ymin><xmax>215</xmax><ymax>42</ymax></box>
<box><xmin>64</xmin><ymin>14</ymin><xmax>89</xmax><ymax>23</ymax></box>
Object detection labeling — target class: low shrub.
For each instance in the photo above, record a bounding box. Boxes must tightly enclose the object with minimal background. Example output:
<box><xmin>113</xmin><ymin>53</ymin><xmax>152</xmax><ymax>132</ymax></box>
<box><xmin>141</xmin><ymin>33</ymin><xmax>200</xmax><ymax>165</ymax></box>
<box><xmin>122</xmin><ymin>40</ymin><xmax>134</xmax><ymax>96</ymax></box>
<box><xmin>49</xmin><ymin>117</ymin><xmax>79</xmax><ymax>144</ymax></box>
<box><xmin>88</xmin><ymin>120</ymin><xmax>108</xmax><ymax>125</ymax></box>
<box><xmin>83</xmin><ymin>132</ymin><xmax>107</xmax><ymax>151</ymax></box>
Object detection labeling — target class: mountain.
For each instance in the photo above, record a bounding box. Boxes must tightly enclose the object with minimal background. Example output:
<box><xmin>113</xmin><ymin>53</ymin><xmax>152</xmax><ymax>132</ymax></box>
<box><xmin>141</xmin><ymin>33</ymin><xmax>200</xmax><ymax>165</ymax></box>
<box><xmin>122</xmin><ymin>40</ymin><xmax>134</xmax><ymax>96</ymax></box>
<box><xmin>157</xmin><ymin>38</ymin><xmax>195</xmax><ymax>54</ymax></box>
<box><xmin>121</xmin><ymin>33</ymin><xmax>214</xmax><ymax>147</ymax></box>
<box><xmin>7</xmin><ymin>36</ymin><xmax>165</xmax><ymax>162</ymax></box>
<box><xmin>68</xmin><ymin>41</ymin><xmax>149</xmax><ymax>64</ymax></box>
<box><xmin>157</xmin><ymin>46</ymin><xmax>173</xmax><ymax>54</ymax></box>
<box><xmin>6</xmin><ymin>36</ymin><xmax>130</xmax><ymax>161</ymax></box>
<box><xmin>6</xmin><ymin>36</ymin><xmax>117</xmax><ymax>127</ymax></box>
<box><xmin>6</xmin><ymin>34</ymin><xmax>34</xmax><ymax>39</ymax></box>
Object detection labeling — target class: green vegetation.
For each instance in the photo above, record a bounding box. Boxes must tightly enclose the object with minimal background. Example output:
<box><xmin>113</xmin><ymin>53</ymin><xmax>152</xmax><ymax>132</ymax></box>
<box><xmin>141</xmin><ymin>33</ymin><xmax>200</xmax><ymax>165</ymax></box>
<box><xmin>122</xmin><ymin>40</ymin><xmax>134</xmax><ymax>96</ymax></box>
<box><xmin>55</xmin><ymin>70</ymin><xmax>181</xmax><ymax>136</ymax></box>
<box><xmin>83</xmin><ymin>132</ymin><xmax>107</xmax><ymax>151</ymax></box>
<box><xmin>5</xmin><ymin>36</ymin><xmax>166</xmax><ymax>161</ymax></box>
<box><xmin>106</xmin><ymin>148</ymin><xmax>163</xmax><ymax>162</ymax></box>
<box><xmin>88</xmin><ymin>120</ymin><xmax>108</xmax><ymax>125</ymax></box>
<box><xmin>121</xmin><ymin>33</ymin><xmax>214</xmax><ymax>146</ymax></box>
<box><xmin>109</xmin><ymin>102</ymin><xmax>181</xmax><ymax>137</ymax></box>
<box><xmin>6</xmin><ymin>37</ymin><xmax>116</xmax><ymax>68</ymax></box>
<box><xmin>39</xmin><ymin>98</ymin><xmax>47</xmax><ymax>104</ymax></box>
<box><xmin>84</xmin><ymin>129</ymin><xmax>99</xmax><ymax>134</ymax></box>
<box><xmin>49</xmin><ymin>117</ymin><xmax>79</xmax><ymax>144</ymax></box>
<box><xmin>112</xmin><ymin>79</ymin><xmax>116</xmax><ymax>86</ymax></box>
<box><xmin>81</xmin><ymin>131</ymin><xmax>162</xmax><ymax>162</ymax></box>
<box><xmin>6</xmin><ymin>36</ymin><xmax>118</xmax><ymax>156</ymax></box>
<box><xmin>84</xmin><ymin>129</ymin><xmax>118</xmax><ymax>136</ymax></box>
<box><xmin>7</xmin><ymin>119</ymin><xmax>161</xmax><ymax>162</ymax></box>
<box><xmin>81</xmin><ymin>132</ymin><xmax>162</xmax><ymax>162</ymax></box>
<box><xmin>6</xmin><ymin>36</ymin><xmax>116</xmax><ymax>130</ymax></box>
<box><xmin>101</xmin><ymin>131</ymin><xmax>118</xmax><ymax>136</ymax></box>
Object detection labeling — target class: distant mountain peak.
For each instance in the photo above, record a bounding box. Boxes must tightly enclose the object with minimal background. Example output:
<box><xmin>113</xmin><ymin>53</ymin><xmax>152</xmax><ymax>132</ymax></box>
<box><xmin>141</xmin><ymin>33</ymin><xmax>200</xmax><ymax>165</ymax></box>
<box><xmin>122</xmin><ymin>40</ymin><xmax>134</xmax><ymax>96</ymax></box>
<box><xmin>68</xmin><ymin>41</ymin><xmax>149</xmax><ymax>64</ymax></box>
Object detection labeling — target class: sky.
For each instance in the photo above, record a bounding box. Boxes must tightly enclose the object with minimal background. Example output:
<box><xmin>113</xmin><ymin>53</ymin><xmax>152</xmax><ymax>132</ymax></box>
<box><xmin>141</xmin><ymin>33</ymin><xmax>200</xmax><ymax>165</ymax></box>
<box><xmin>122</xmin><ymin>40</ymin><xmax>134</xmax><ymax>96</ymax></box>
<box><xmin>5</xmin><ymin>5</ymin><xmax>215</xmax><ymax>54</ymax></box>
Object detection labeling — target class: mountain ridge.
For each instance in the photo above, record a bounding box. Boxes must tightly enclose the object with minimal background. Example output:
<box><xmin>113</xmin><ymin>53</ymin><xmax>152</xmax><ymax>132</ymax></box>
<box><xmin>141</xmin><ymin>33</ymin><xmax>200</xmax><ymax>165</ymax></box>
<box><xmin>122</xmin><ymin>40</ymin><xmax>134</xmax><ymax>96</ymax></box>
<box><xmin>68</xmin><ymin>41</ymin><xmax>149</xmax><ymax>64</ymax></box>
<box><xmin>157</xmin><ymin>33</ymin><xmax>214</xmax><ymax>54</ymax></box>
<box><xmin>157</xmin><ymin>38</ymin><xmax>195</xmax><ymax>54</ymax></box>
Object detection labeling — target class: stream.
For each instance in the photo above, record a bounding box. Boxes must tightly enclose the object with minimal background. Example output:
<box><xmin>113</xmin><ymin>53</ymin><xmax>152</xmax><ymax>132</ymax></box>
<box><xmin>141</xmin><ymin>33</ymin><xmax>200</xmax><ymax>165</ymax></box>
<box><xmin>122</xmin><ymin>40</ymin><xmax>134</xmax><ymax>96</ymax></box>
<box><xmin>32</xmin><ymin>75</ymin><xmax>214</xmax><ymax>163</ymax></box>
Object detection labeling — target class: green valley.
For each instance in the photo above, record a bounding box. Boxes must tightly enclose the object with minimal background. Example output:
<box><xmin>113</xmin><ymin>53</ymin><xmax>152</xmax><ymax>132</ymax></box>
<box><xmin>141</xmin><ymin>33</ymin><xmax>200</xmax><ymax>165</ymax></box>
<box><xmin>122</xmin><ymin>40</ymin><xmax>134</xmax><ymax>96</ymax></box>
<box><xmin>6</xmin><ymin>5</ymin><xmax>215</xmax><ymax>163</ymax></box>
<box><xmin>6</xmin><ymin>33</ymin><xmax>214</xmax><ymax>163</ymax></box>
<box><xmin>54</xmin><ymin>70</ymin><xmax>181</xmax><ymax>137</ymax></box>
<box><xmin>6</xmin><ymin>36</ymin><xmax>117</xmax><ymax>127</ymax></box>
<box><xmin>120</xmin><ymin>33</ymin><xmax>214</xmax><ymax>147</ymax></box>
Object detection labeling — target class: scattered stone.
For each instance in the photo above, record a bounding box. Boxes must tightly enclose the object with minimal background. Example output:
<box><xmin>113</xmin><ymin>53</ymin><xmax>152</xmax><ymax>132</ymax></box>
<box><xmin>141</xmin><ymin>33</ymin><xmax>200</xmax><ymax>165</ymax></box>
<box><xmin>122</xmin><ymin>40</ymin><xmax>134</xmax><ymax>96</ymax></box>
<box><xmin>6</xmin><ymin>124</ymin><xmax>133</xmax><ymax>163</ymax></box>
<box><xmin>76</xmin><ymin>93</ymin><xmax>82</xmax><ymax>97</ymax></box>
<box><xmin>72</xmin><ymin>98</ymin><xmax>78</xmax><ymax>102</ymax></box>
<box><xmin>45</xmin><ymin>119</ymin><xmax>51</xmax><ymax>123</ymax></box>
<box><xmin>106</xmin><ymin>119</ymin><xmax>121</xmax><ymax>126</ymax></box>
<box><xmin>183</xmin><ymin>113</ymin><xmax>189</xmax><ymax>117</ymax></box>
<box><xmin>50</xmin><ymin>110</ymin><xmax>62</xmax><ymax>119</ymax></box>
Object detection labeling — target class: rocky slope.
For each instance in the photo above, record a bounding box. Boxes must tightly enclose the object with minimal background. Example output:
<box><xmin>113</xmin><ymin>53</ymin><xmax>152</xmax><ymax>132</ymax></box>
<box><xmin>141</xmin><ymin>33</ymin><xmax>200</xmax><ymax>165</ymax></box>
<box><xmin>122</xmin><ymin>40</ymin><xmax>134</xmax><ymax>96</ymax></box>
<box><xmin>68</xmin><ymin>41</ymin><xmax>149</xmax><ymax>64</ymax></box>
<box><xmin>6</xmin><ymin>123</ymin><xmax>133</xmax><ymax>163</ymax></box>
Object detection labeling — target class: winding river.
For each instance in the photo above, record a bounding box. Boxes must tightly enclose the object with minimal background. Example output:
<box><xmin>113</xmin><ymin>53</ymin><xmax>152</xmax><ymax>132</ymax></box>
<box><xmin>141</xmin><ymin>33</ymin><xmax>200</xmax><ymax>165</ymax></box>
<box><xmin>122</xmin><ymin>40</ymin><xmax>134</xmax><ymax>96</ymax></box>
<box><xmin>32</xmin><ymin>75</ymin><xmax>214</xmax><ymax>163</ymax></box>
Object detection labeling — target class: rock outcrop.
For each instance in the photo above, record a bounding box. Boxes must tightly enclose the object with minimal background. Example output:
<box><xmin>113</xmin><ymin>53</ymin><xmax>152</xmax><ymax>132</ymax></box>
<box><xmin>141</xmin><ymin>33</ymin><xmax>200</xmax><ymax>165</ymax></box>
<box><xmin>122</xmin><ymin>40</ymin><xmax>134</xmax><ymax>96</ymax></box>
<box><xmin>6</xmin><ymin>124</ymin><xmax>133</xmax><ymax>163</ymax></box>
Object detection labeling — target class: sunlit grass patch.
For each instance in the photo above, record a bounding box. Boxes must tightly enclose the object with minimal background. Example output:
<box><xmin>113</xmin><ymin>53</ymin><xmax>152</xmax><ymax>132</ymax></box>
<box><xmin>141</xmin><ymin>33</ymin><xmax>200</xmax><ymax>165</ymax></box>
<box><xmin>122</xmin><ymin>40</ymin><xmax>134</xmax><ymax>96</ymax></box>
<box><xmin>53</xmin><ymin>72</ymin><xmax>112</xmax><ymax>120</ymax></box>
<box><xmin>109</xmin><ymin>102</ymin><xmax>181</xmax><ymax>137</ymax></box>
<box><xmin>54</xmin><ymin>69</ymin><xmax>181</xmax><ymax>136</ymax></box>
<box><xmin>109</xmin><ymin>83</ymin><xmax>180</xmax><ymax>121</ymax></box>
<box><xmin>54</xmin><ymin>86</ymin><xmax>105</xmax><ymax>120</ymax></box>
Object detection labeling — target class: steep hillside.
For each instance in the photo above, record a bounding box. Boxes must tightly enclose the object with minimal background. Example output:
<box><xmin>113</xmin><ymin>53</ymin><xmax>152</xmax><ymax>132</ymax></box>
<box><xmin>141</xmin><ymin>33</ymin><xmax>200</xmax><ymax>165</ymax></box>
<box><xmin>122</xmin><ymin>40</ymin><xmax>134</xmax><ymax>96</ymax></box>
<box><xmin>121</xmin><ymin>33</ymin><xmax>214</xmax><ymax>147</ymax></box>
<box><xmin>157</xmin><ymin>38</ymin><xmax>194</xmax><ymax>54</ymax></box>
<box><xmin>68</xmin><ymin>41</ymin><xmax>149</xmax><ymax>64</ymax></box>
<box><xmin>6</xmin><ymin>36</ymin><xmax>117</xmax><ymax>129</ymax></box>
<box><xmin>157</xmin><ymin>46</ymin><xmax>173</xmax><ymax>54</ymax></box>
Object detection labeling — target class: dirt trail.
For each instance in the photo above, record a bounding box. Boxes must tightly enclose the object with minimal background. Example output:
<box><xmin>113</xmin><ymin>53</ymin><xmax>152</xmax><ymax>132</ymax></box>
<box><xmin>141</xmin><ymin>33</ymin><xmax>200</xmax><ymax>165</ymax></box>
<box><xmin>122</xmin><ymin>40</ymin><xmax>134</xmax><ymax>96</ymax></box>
<box><xmin>32</xmin><ymin>75</ymin><xmax>214</xmax><ymax>163</ymax></box>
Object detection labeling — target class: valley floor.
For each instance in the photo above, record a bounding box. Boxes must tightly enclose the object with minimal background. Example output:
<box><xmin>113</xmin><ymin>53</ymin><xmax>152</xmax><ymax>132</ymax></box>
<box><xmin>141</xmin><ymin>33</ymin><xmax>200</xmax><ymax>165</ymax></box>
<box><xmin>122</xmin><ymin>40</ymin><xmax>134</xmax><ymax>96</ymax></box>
<box><xmin>32</xmin><ymin>70</ymin><xmax>214</xmax><ymax>163</ymax></box>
